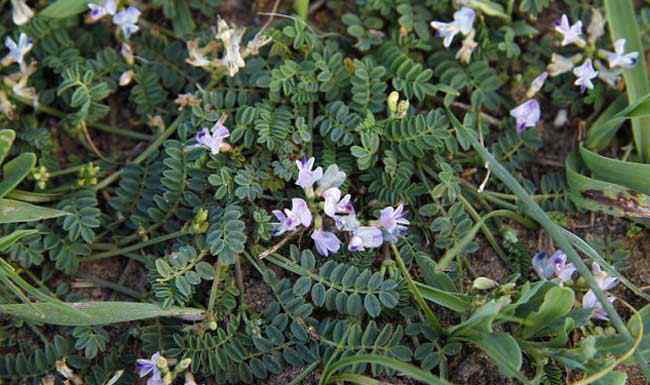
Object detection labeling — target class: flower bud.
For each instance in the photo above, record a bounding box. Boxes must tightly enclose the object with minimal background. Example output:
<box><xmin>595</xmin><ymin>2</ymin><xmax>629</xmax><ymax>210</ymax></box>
<box><xmin>12</xmin><ymin>0</ymin><xmax>34</xmax><ymax>26</ymax></box>
<box><xmin>397</xmin><ymin>100</ymin><xmax>409</xmax><ymax>118</ymax></box>
<box><xmin>472</xmin><ymin>277</ymin><xmax>498</xmax><ymax>290</ymax></box>
<box><xmin>121</xmin><ymin>43</ymin><xmax>135</xmax><ymax>65</ymax></box>
<box><xmin>119</xmin><ymin>70</ymin><xmax>134</xmax><ymax>86</ymax></box>
<box><xmin>177</xmin><ymin>358</ymin><xmax>192</xmax><ymax>371</ymax></box>
<box><xmin>388</xmin><ymin>91</ymin><xmax>399</xmax><ymax>114</ymax></box>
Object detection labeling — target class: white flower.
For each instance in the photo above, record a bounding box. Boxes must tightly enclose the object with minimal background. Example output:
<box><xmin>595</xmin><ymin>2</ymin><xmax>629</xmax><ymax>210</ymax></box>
<box><xmin>316</xmin><ymin>164</ymin><xmax>346</xmax><ymax>195</ymax></box>
<box><xmin>555</xmin><ymin>14</ymin><xmax>585</xmax><ymax>47</ymax></box>
<box><xmin>587</xmin><ymin>9</ymin><xmax>605</xmax><ymax>44</ymax></box>
<box><xmin>186</xmin><ymin>40</ymin><xmax>213</xmax><ymax>68</ymax></box>
<box><xmin>547</xmin><ymin>53</ymin><xmax>576</xmax><ymax>77</ymax></box>
<box><xmin>526</xmin><ymin>71</ymin><xmax>548</xmax><ymax>98</ymax></box>
<box><xmin>595</xmin><ymin>60</ymin><xmax>621</xmax><ymax>88</ymax></box>
<box><xmin>3</xmin><ymin>33</ymin><xmax>33</xmax><ymax>67</ymax></box>
<box><xmin>573</xmin><ymin>59</ymin><xmax>598</xmax><ymax>91</ymax></box>
<box><xmin>430</xmin><ymin>7</ymin><xmax>475</xmax><ymax>48</ymax></box>
<box><xmin>88</xmin><ymin>0</ymin><xmax>117</xmax><ymax>22</ymax></box>
<box><xmin>321</xmin><ymin>187</ymin><xmax>354</xmax><ymax>219</ymax></box>
<box><xmin>509</xmin><ymin>99</ymin><xmax>541</xmax><ymax>134</ymax></box>
<box><xmin>113</xmin><ymin>7</ymin><xmax>141</xmax><ymax>38</ymax></box>
<box><xmin>216</xmin><ymin>19</ymin><xmax>246</xmax><ymax>77</ymax></box>
<box><xmin>11</xmin><ymin>0</ymin><xmax>33</xmax><ymax>26</ymax></box>
<box><xmin>605</xmin><ymin>39</ymin><xmax>639</xmax><ymax>69</ymax></box>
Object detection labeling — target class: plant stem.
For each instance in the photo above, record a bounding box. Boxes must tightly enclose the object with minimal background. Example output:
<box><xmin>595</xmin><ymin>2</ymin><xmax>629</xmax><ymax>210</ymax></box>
<box><xmin>94</xmin><ymin>113</ymin><xmax>185</xmax><ymax>191</ymax></box>
<box><xmin>207</xmin><ymin>261</ymin><xmax>222</xmax><ymax>317</ymax></box>
<box><xmin>390</xmin><ymin>244</ymin><xmax>443</xmax><ymax>335</ymax></box>
<box><xmin>85</xmin><ymin>230</ymin><xmax>187</xmax><ymax>261</ymax></box>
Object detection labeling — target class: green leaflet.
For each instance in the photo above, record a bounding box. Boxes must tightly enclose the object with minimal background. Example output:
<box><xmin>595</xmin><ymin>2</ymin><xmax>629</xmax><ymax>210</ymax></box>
<box><xmin>522</xmin><ymin>286</ymin><xmax>575</xmax><ymax>339</ymax></box>
<box><xmin>0</xmin><ymin>129</ymin><xmax>15</xmax><ymax>165</ymax></box>
<box><xmin>40</xmin><ymin>0</ymin><xmax>91</xmax><ymax>18</ymax></box>
<box><xmin>566</xmin><ymin>154</ymin><xmax>650</xmax><ymax>218</ymax></box>
<box><xmin>604</xmin><ymin>0</ymin><xmax>650</xmax><ymax>162</ymax></box>
<box><xmin>0</xmin><ymin>153</ymin><xmax>36</xmax><ymax>198</ymax></box>
<box><xmin>465</xmin><ymin>333</ymin><xmax>523</xmax><ymax>379</ymax></box>
<box><xmin>0</xmin><ymin>198</ymin><xmax>69</xmax><ymax>224</ymax></box>
<box><xmin>0</xmin><ymin>301</ymin><xmax>205</xmax><ymax>326</ymax></box>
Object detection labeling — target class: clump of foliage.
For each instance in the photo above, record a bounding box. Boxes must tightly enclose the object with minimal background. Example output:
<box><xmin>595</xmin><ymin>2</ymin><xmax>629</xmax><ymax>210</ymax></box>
<box><xmin>1</xmin><ymin>1</ymin><xmax>650</xmax><ymax>385</ymax></box>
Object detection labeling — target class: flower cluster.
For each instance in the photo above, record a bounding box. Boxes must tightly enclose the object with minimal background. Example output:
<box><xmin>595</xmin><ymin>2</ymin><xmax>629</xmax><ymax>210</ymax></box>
<box><xmin>533</xmin><ymin>251</ymin><xmax>618</xmax><ymax>321</ymax></box>
<box><xmin>550</xmin><ymin>11</ymin><xmax>639</xmax><ymax>90</ymax></box>
<box><xmin>430</xmin><ymin>7</ymin><xmax>477</xmax><ymax>63</ymax></box>
<box><xmin>271</xmin><ymin>158</ymin><xmax>409</xmax><ymax>256</ymax></box>
<box><xmin>87</xmin><ymin>0</ymin><xmax>141</xmax><ymax>39</ymax></box>
<box><xmin>186</xmin><ymin>19</ymin><xmax>271</xmax><ymax>77</ymax></box>
<box><xmin>1</xmin><ymin>32</ymin><xmax>38</xmax><ymax>119</ymax></box>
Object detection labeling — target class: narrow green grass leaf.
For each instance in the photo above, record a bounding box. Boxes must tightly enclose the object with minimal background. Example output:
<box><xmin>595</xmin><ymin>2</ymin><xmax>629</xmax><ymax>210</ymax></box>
<box><xmin>0</xmin><ymin>198</ymin><xmax>69</xmax><ymax>223</ymax></box>
<box><xmin>0</xmin><ymin>301</ymin><xmax>205</xmax><ymax>326</ymax></box>
<box><xmin>580</xmin><ymin>144</ymin><xmax>650</xmax><ymax>195</ymax></box>
<box><xmin>604</xmin><ymin>0</ymin><xmax>650</xmax><ymax>161</ymax></box>
<box><xmin>320</xmin><ymin>354</ymin><xmax>456</xmax><ymax>385</ymax></box>
<box><xmin>0</xmin><ymin>153</ymin><xmax>36</xmax><ymax>198</ymax></box>
<box><xmin>414</xmin><ymin>282</ymin><xmax>472</xmax><ymax>313</ymax></box>
<box><xmin>565</xmin><ymin>153</ymin><xmax>650</xmax><ymax>218</ymax></box>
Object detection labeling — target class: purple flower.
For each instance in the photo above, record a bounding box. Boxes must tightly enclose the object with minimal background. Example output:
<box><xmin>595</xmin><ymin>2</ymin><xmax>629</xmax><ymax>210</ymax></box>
<box><xmin>334</xmin><ymin>213</ymin><xmax>360</xmax><ymax>232</ymax></box>
<box><xmin>554</xmin><ymin>14</ymin><xmax>585</xmax><ymax>47</ymax></box>
<box><xmin>4</xmin><ymin>33</ymin><xmax>32</xmax><ymax>66</ymax></box>
<box><xmin>316</xmin><ymin>164</ymin><xmax>346</xmax><ymax>194</ymax></box>
<box><xmin>377</xmin><ymin>204</ymin><xmax>409</xmax><ymax>242</ymax></box>
<box><xmin>311</xmin><ymin>229</ymin><xmax>341</xmax><ymax>256</ymax></box>
<box><xmin>136</xmin><ymin>352</ymin><xmax>164</xmax><ymax>385</ymax></box>
<box><xmin>510</xmin><ymin>99</ymin><xmax>541</xmax><ymax>134</ymax></box>
<box><xmin>348</xmin><ymin>226</ymin><xmax>383</xmax><ymax>252</ymax></box>
<box><xmin>582</xmin><ymin>290</ymin><xmax>615</xmax><ymax>321</ymax></box>
<box><xmin>88</xmin><ymin>0</ymin><xmax>117</xmax><ymax>21</ymax></box>
<box><xmin>532</xmin><ymin>250</ymin><xmax>576</xmax><ymax>283</ymax></box>
<box><xmin>192</xmin><ymin>116</ymin><xmax>229</xmax><ymax>155</ymax></box>
<box><xmin>272</xmin><ymin>198</ymin><xmax>312</xmax><ymax>236</ymax></box>
<box><xmin>573</xmin><ymin>59</ymin><xmax>598</xmax><ymax>92</ymax></box>
<box><xmin>606</xmin><ymin>39</ymin><xmax>639</xmax><ymax>69</ymax></box>
<box><xmin>527</xmin><ymin>71</ymin><xmax>548</xmax><ymax>98</ymax></box>
<box><xmin>113</xmin><ymin>6</ymin><xmax>141</xmax><ymax>38</ymax></box>
<box><xmin>295</xmin><ymin>157</ymin><xmax>323</xmax><ymax>191</ymax></box>
<box><xmin>322</xmin><ymin>187</ymin><xmax>354</xmax><ymax>219</ymax></box>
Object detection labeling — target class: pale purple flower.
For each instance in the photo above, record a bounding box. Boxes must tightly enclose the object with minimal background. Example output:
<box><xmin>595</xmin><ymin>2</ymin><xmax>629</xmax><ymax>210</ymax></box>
<box><xmin>555</xmin><ymin>14</ymin><xmax>585</xmax><ymax>47</ymax></box>
<box><xmin>113</xmin><ymin>6</ymin><xmax>141</xmax><ymax>38</ymax></box>
<box><xmin>378</xmin><ymin>203</ymin><xmax>409</xmax><ymax>242</ymax></box>
<box><xmin>311</xmin><ymin>229</ymin><xmax>341</xmax><ymax>256</ymax></box>
<box><xmin>606</xmin><ymin>39</ymin><xmax>639</xmax><ymax>69</ymax></box>
<box><xmin>137</xmin><ymin>352</ymin><xmax>164</xmax><ymax>385</ymax></box>
<box><xmin>4</xmin><ymin>33</ymin><xmax>32</xmax><ymax>66</ymax></box>
<box><xmin>582</xmin><ymin>290</ymin><xmax>615</xmax><ymax>321</ymax></box>
<box><xmin>509</xmin><ymin>99</ymin><xmax>540</xmax><ymax>134</ymax></box>
<box><xmin>316</xmin><ymin>164</ymin><xmax>346</xmax><ymax>194</ymax></box>
<box><xmin>526</xmin><ymin>72</ymin><xmax>548</xmax><ymax>98</ymax></box>
<box><xmin>192</xmin><ymin>116</ymin><xmax>229</xmax><ymax>155</ymax></box>
<box><xmin>573</xmin><ymin>59</ymin><xmax>598</xmax><ymax>91</ymax></box>
<box><xmin>88</xmin><ymin>0</ymin><xmax>117</xmax><ymax>22</ymax></box>
<box><xmin>295</xmin><ymin>157</ymin><xmax>323</xmax><ymax>191</ymax></box>
<box><xmin>532</xmin><ymin>250</ymin><xmax>576</xmax><ymax>283</ymax></box>
<box><xmin>322</xmin><ymin>187</ymin><xmax>354</xmax><ymax>219</ymax></box>
<box><xmin>430</xmin><ymin>7</ymin><xmax>475</xmax><ymax>48</ymax></box>
<box><xmin>272</xmin><ymin>198</ymin><xmax>312</xmax><ymax>236</ymax></box>
<box><xmin>334</xmin><ymin>213</ymin><xmax>360</xmax><ymax>232</ymax></box>
<box><xmin>348</xmin><ymin>226</ymin><xmax>383</xmax><ymax>252</ymax></box>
